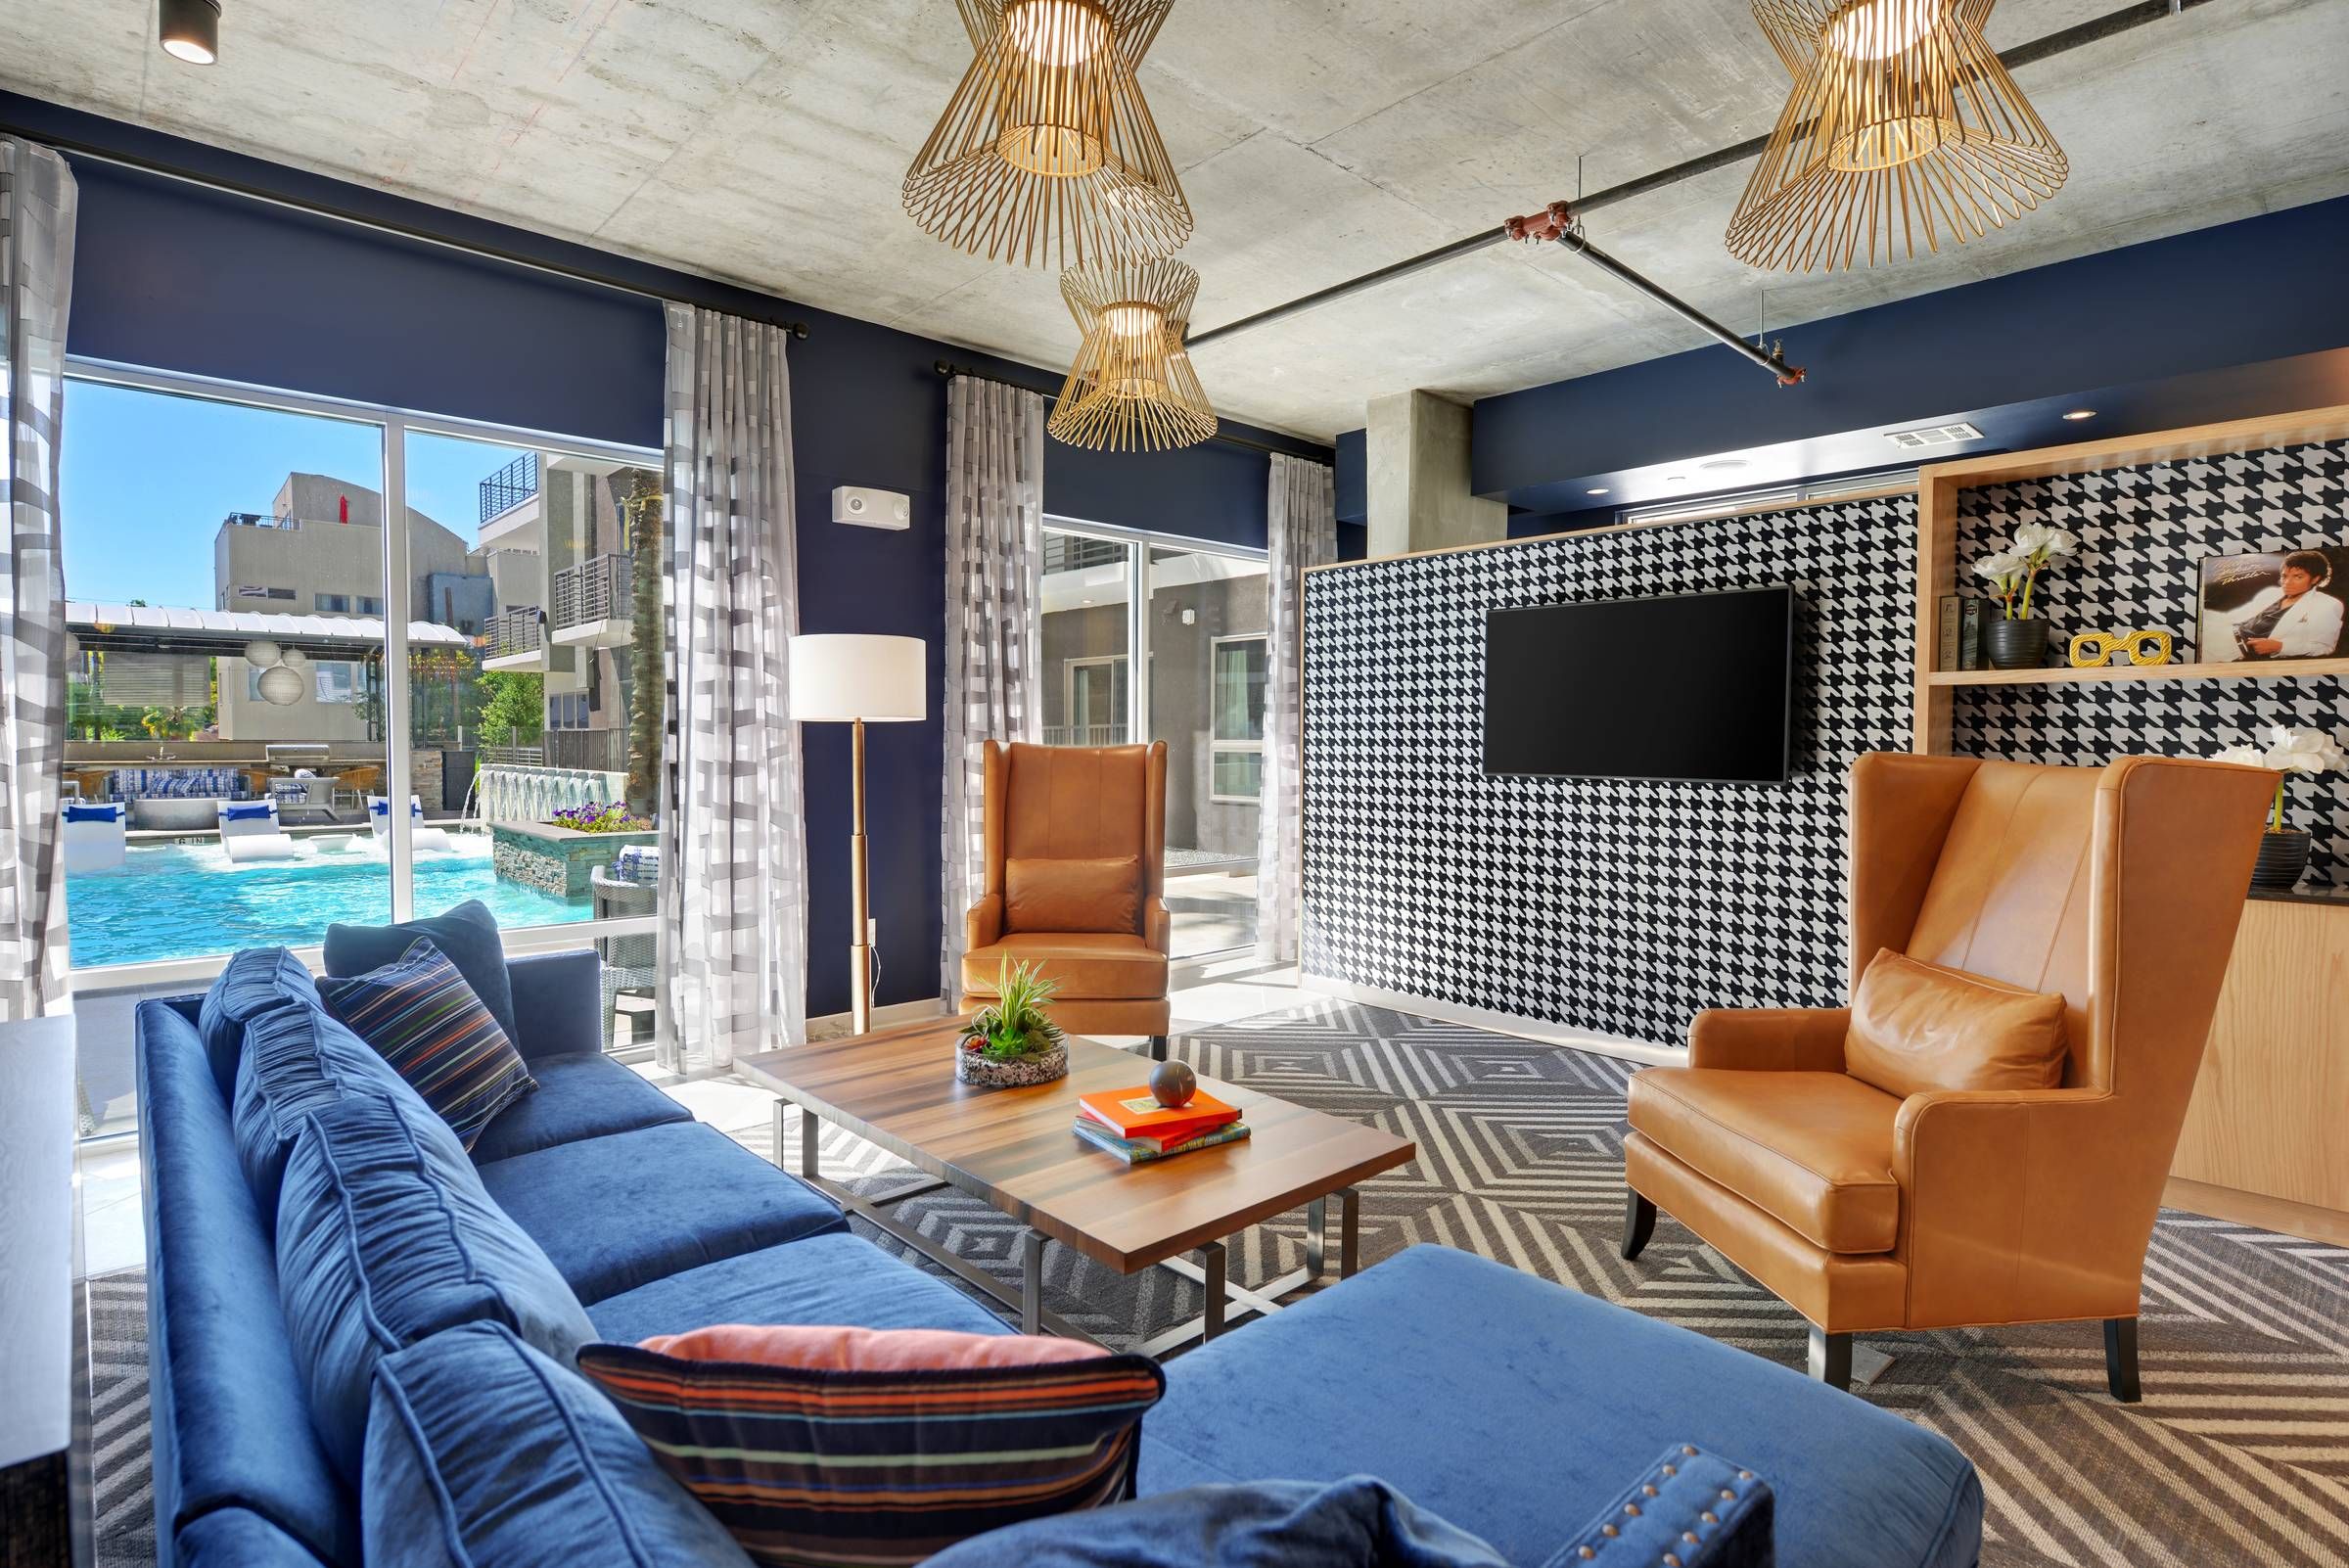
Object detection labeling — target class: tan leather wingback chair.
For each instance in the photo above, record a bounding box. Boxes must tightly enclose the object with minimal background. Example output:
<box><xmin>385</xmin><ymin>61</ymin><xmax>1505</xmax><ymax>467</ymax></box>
<box><xmin>961</xmin><ymin>740</ymin><xmax>1172</xmax><ymax>1059</ymax></box>
<box><xmin>1622</xmin><ymin>753</ymin><xmax>2276</xmax><ymax>1400</ymax></box>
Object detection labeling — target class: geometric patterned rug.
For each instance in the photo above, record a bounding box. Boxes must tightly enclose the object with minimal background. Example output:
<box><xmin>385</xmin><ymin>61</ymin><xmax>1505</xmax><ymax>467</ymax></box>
<box><xmin>85</xmin><ymin>998</ymin><xmax>2349</xmax><ymax>1568</ymax></box>
<box><xmin>806</xmin><ymin>1000</ymin><xmax>2349</xmax><ymax>1568</ymax></box>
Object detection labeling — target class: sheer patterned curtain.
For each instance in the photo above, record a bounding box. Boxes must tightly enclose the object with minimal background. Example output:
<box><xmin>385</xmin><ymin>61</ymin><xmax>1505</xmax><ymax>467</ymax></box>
<box><xmin>941</xmin><ymin>377</ymin><xmax>1043</xmax><ymax>1003</ymax></box>
<box><xmin>1257</xmin><ymin>453</ymin><xmax>1336</xmax><ymax>963</ymax></box>
<box><xmin>0</xmin><ymin>139</ymin><xmax>75</xmax><ymax>1020</ymax></box>
<box><xmin>657</xmin><ymin>304</ymin><xmax>807</xmax><ymax>1070</ymax></box>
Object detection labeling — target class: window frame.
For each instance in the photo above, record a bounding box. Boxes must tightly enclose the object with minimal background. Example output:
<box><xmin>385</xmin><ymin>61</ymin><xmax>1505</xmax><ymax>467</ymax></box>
<box><xmin>61</xmin><ymin>356</ymin><xmax>662</xmax><ymax>995</ymax></box>
<box><xmin>1206</xmin><ymin>631</ymin><xmax>1267</xmax><ymax>804</ymax></box>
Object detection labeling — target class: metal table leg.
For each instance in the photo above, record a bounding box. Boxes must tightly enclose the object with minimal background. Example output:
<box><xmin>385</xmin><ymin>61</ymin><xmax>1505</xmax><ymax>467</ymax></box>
<box><xmin>1021</xmin><ymin>1229</ymin><xmax>1045</xmax><ymax>1335</ymax></box>
<box><xmin>1338</xmin><ymin>1186</ymin><xmax>1360</xmax><ymax>1277</ymax></box>
<box><xmin>1199</xmin><ymin>1241</ymin><xmax>1226</xmax><ymax>1340</ymax></box>
<box><xmin>1307</xmin><ymin>1194</ymin><xmax>1328</xmax><ymax>1281</ymax></box>
<box><xmin>799</xmin><ymin>1100</ymin><xmax>818</xmax><ymax>1179</ymax></box>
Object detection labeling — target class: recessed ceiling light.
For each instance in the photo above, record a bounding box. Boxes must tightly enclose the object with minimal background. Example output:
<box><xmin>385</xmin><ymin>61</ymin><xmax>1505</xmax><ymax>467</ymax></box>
<box><xmin>1586</xmin><ymin>487</ymin><xmax>1609</xmax><ymax>496</ymax></box>
<box><xmin>2062</xmin><ymin>408</ymin><xmax>2096</xmax><ymax>421</ymax></box>
<box><xmin>160</xmin><ymin>0</ymin><xmax>221</xmax><ymax>64</ymax></box>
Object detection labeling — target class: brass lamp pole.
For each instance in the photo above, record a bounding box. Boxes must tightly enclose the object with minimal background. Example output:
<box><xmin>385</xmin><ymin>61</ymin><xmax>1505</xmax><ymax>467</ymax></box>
<box><xmin>789</xmin><ymin>634</ymin><xmax>927</xmax><ymax>1035</ymax></box>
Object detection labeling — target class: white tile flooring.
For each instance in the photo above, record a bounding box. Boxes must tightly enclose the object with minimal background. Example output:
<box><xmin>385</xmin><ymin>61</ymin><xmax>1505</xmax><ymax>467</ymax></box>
<box><xmin>70</xmin><ymin>954</ymin><xmax>1313</xmax><ymax>1284</ymax></box>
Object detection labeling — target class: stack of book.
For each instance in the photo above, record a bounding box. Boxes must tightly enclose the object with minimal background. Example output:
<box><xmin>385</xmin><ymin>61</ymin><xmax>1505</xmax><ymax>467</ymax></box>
<box><xmin>1073</xmin><ymin>1086</ymin><xmax>1249</xmax><ymax>1165</ymax></box>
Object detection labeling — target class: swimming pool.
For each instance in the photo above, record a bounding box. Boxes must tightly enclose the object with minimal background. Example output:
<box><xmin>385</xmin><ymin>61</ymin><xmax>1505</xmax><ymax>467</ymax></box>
<box><xmin>65</xmin><ymin>834</ymin><xmax>587</xmax><ymax>969</ymax></box>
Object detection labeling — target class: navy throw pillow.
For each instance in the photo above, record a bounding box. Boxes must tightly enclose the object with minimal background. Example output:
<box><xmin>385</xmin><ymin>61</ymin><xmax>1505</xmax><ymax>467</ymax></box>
<box><xmin>324</xmin><ymin>899</ymin><xmax>519</xmax><ymax>1047</ymax></box>
<box><xmin>924</xmin><ymin>1476</ymin><xmax>1513</xmax><ymax>1568</ymax></box>
<box><xmin>364</xmin><ymin>1322</ymin><xmax>753</xmax><ymax>1568</ymax></box>
<box><xmin>198</xmin><ymin>946</ymin><xmax>321</xmax><ymax>1096</ymax></box>
<box><xmin>278</xmin><ymin>1094</ymin><xmax>597</xmax><ymax>1487</ymax></box>
<box><xmin>317</xmin><ymin>939</ymin><xmax>533</xmax><ymax>1152</ymax></box>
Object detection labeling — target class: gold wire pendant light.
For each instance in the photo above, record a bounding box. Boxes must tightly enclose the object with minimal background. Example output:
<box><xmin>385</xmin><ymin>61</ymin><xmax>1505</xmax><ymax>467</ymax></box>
<box><xmin>1727</xmin><ymin>0</ymin><xmax>2067</xmax><ymax>272</ymax></box>
<box><xmin>1048</xmin><ymin>257</ymin><xmax>1217</xmax><ymax>451</ymax></box>
<box><xmin>904</xmin><ymin>0</ymin><xmax>1192</xmax><ymax>268</ymax></box>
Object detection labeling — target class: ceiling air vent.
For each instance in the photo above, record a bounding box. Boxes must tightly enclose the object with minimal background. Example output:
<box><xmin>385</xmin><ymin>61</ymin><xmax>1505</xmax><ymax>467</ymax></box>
<box><xmin>1884</xmin><ymin>421</ymin><xmax>1984</xmax><ymax>451</ymax></box>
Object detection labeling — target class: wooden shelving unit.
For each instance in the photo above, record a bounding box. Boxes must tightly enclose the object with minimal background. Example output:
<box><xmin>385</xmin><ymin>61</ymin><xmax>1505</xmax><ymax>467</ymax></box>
<box><xmin>1923</xmin><ymin>656</ymin><xmax>2349</xmax><ymax>689</ymax></box>
<box><xmin>1910</xmin><ymin>404</ymin><xmax>2349</xmax><ymax>1246</ymax></box>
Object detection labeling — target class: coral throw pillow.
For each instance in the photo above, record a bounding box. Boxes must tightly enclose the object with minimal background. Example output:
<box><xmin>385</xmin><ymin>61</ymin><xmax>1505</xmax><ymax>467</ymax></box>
<box><xmin>317</xmin><ymin>937</ymin><xmax>534</xmax><ymax>1152</ymax></box>
<box><xmin>576</xmin><ymin>1324</ymin><xmax>1165</xmax><ymax>1568</ymax></box>
<box><xmin>1844</xmin><ymin>947</ymin><xmax>2069</xmax><ymax>1100</ymax></box>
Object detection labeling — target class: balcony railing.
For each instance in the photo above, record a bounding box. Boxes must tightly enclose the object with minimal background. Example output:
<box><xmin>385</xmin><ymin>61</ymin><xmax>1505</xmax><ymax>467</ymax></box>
<box><xmin>1042</xmin><ymin>723</ymin><xmax>1128</xmax><ymax>747</ymax></box>
<box><xmin>552</xmin><ymin>553</ymin><xmax>634</xmax><ymax>632</ymax></box>
<box><xmin>479</xmin><ymin>452</ymin><xmax>540</xmax><ymax>526</ymax></box>
<box><xmin>484</xmin><ymin>609</ymin><xmax>542</xmax><ymax>661</ymax></box>
<box><xmin>545</xmin><ymin>727</ymin><xmax>627</xmax><ymax>774</ymax></box>
<box><xmin>1043</xmin><ymin>533</ymin><xmax>1127</xmax><ymax>575</ymax></box>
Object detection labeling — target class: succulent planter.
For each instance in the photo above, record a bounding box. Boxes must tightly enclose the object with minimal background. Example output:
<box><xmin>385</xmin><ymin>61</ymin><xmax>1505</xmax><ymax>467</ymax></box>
<box><xmin>955</xmin><ymin>1039</ymin><xmax>1069</xmax><ymax>1089</ymax></box>
<box><xmin>2250</xmin><ymin>829</ymin><xmax>2312</xmax><ymax>893</ymax></box>
<box><xmin>1983</xmin><ymin>617</ymin><xmax>2050</xmax><ymax>670</ymax></box>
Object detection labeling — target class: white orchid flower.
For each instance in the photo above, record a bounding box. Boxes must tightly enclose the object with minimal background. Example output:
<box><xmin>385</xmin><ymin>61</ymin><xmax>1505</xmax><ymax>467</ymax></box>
<box><xmin>2211</xmin><ymin>744</ymin><xmax>2268</xmax><ymax>767</ymax></box>
<box><xmin>2011</xmin><ymin>522</ymin><xmax>2055</xmax><ymax>555</ymax></box>
<box><xmin>1971</xmin><ymin>549</ymin><xmax>2024</xmax><ymax>584</ymax></box>
<box><xmin>2264</xmin><ymin>726</ymin><xmax>2349</xmax><ymax>775</ymax></box>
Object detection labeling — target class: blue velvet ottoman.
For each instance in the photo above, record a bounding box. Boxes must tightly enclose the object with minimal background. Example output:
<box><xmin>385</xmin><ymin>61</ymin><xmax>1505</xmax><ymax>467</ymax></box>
<box><xmin>1142</xmin><ymin>1245</ymin><xmax>1981</xmax><ymax>1568</ymax></box>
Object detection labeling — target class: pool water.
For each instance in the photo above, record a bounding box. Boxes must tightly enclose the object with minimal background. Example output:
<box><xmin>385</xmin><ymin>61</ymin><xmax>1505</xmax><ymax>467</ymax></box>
<box><xmin>65</xmin><ymin>833</ymin><xmax>587</xmax><ymax>969</ymax></box>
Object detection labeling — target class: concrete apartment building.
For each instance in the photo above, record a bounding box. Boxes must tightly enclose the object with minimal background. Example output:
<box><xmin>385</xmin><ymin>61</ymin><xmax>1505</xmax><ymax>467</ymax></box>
<box><xmin>211</xmin><ymin>475</ymin><xmax>487</xmax><ymax>742</ymax></box>
<box><xmin>479</xmin><ymin>455</ymin><xmax>662</xmax><ymax>772</ymax></box>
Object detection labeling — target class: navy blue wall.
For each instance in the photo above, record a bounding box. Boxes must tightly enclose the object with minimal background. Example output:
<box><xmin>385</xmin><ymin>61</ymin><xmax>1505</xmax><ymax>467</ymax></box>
<box><xmin>12</xmin><ymin>90</ymin><xmax>1328</xmax><ymax>1018</ymax></box>
<box><xmin>67</xmin><ymin>159</ymin><xmax>669</xmax><ymax>446</ymax></box>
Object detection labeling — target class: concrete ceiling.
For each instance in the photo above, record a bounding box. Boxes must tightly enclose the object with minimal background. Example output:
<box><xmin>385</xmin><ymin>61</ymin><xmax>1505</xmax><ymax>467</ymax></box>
<box><xmin>2</xmin><ymin>0</ymin><xmax>2344</xmax><ymax>442</ymax></box>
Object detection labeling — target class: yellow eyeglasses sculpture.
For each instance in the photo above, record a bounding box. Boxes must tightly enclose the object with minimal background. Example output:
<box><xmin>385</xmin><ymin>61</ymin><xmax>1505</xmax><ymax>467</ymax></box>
<box><xmin>2067</xmin><ymin>628</ymin><xmax>2174</xmax><ymax>669</ymax></box>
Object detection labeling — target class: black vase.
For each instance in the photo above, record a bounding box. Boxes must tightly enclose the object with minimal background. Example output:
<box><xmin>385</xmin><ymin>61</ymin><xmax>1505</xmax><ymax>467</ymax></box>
<box><xmin>1984</xmin><ymin>617</ymin><xmax>2050</xmax><ymax>670</ymax></box>
<box><xmin>2251</xmin><ymin>829</ymin><xmax>2311</xmax><ymax>893</ymax></box>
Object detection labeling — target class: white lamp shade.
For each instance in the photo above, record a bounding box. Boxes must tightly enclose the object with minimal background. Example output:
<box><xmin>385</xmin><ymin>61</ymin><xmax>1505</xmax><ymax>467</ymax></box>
<box><xmin>790</xmin><ymin>634</ymin><xmax>926</xmax><ymax>722</ymax></box>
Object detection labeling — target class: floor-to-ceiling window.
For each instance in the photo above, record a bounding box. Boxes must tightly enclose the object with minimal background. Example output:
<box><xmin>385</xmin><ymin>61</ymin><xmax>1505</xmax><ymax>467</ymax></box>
<box><xmin>1039</xmin><ymin>521</ymin><xmax>1265</xmax><ymax>958</ymax></box>
<box><xmin>62</xmin><ymin>365</ymin><xmax>668</xmax><ymax>1141</ymax></box>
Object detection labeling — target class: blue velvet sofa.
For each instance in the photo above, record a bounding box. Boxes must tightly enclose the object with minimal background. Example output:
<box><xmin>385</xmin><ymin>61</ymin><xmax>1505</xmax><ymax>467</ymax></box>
<box><xmin>139</xmin><ymin>948</ymin><xmax>1983</xmax><ymax>1567</ymax></box>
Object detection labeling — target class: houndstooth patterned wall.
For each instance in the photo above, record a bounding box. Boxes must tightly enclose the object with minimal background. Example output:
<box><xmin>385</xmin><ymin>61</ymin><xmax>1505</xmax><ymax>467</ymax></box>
<box><xmin>1299</xmin><ymin>495</ymin><xmax>1916</xmax><ymax>1045</ymax></box>
<box><xmin>1952</xmin><ymin>438</ymin><xmax>2349</xmax><ymax>887</ymax></box>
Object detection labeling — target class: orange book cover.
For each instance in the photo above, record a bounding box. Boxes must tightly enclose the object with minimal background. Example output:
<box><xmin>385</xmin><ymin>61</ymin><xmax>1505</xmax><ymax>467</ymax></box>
<box><xmin>1078</xmin><ymin>1086</ymin><xmax>1240</xmax><ymax>1142</ymax></box>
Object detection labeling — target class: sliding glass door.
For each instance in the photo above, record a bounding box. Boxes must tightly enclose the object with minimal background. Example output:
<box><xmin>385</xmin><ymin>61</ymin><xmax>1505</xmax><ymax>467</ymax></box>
<box><xmin>1038</xmin><ymin>521</ymin><xmax>1267</xmax><ymax>959</ymax></box>
<box><xmin>61</xmin><ymin>363</ymin><xmax>667</xmax><ymax>1138</ymax></box>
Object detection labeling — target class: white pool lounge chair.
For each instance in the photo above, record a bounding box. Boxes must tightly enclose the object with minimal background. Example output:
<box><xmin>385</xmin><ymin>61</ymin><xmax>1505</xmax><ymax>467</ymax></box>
<box><xmin>369</xmin><ymin>794</ymin><xmax>452</xmax><ymax>852</ymax></box>
<box><xmin>62</xmin><ymin>801</ymin><xmax>128</xmax><ymax>873</ymax></box>
<box><xmin>218</xmin><ymin>799</ymin><xmax>301</xmax><ymax>862</ymax></box>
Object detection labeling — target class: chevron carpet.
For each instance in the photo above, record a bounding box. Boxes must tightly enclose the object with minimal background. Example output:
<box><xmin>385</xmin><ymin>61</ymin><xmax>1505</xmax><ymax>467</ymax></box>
<box><xmin>88</xmin><ymin>998</ymin><xmax>2349</xmax><ymax>1568</ymax></box>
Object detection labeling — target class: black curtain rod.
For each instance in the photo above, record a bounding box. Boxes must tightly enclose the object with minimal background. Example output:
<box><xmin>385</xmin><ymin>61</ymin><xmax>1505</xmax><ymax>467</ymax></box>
<box><xmin>933</xmin><ymin>361</ymin><xmax>1315</xmax><ymax>462</ymax></box>
<box><xmin>5</xmin><ymin>118</ymin><xmax>811</xmax><ymax>341</ymax></box>
<box><xmin>1186</xmin><ymin>0</ymin><xmax>2219</xmax><ymax>351</ymax></box>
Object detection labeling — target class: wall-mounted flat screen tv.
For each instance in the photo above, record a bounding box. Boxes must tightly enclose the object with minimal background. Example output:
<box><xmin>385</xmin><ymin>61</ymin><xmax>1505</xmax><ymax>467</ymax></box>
<box><xmin>1483</xmin><ymin>585</ymin><xmax>1794</xmax><ymax>784</ymax></box>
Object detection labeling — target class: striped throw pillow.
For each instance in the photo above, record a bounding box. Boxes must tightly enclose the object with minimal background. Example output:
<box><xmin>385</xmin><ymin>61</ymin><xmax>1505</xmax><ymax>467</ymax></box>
<box><xmin>576</xmin><ymin>1324</ymin><xmax>1166</xmax><ymax>1568</ymax></box>
<box><xmin>317</xmin><ymin>938</ymin><xmax>533</xmax><ymax>1152</ymax></box>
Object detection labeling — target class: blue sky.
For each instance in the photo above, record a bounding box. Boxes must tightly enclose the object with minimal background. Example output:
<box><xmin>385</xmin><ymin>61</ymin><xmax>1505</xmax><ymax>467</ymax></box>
<box><xmin>60</xmin><ymin>380</ymin><xmax>528</xmax><ymax>608</ymax></box>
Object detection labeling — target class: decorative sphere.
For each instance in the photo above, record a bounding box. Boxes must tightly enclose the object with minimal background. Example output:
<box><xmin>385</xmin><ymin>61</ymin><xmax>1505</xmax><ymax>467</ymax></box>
<box><xmin>256</xmin><ymin>665</ymin><xmax>307</xmax><ymax>706</ymax></box>
<box><xmin>279</xmin><ymin>646</ymin><xmax>310</xmax><ymax>668</ymax></box>
<box><xmin>1148</xmin><ymin>1059</ymin><xmax>1196</xmax><ymax>1109</ymax></box>
<box><xmin>243</xmin><ymin>639</ymin><xmax>283</xmax><ymax>668</ymax></box>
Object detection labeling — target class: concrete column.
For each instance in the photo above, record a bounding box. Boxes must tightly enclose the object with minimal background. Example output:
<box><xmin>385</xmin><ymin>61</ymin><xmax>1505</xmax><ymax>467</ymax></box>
<box><xmin>1365</xmin><ymin>390</ymin><xmax>1507</xmax><ymax>558</ymax></box>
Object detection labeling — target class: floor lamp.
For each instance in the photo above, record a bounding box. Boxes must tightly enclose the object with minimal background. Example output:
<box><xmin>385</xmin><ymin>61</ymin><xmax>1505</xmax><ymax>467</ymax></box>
<box><xmin>790</xmin><ymin>634</ymin><xmax>926</xmax><ymax>1035</ymax></box>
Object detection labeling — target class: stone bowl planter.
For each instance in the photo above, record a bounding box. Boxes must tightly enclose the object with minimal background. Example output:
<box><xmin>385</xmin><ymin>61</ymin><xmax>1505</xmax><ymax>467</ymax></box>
<box><xmin>1984</xmin><ymin>617</ymin><xmax>2050</xmax><ymax>670</ymax></box>
<box><xmin>2250</xmin><ymin>828</ymin><xmax>2311</xmax><ymax>892</ymax></box>
<box><xmin>954</xmin><ymin>1039</ymin><xmax>1069</xmax><ymax>1089</ymax></box>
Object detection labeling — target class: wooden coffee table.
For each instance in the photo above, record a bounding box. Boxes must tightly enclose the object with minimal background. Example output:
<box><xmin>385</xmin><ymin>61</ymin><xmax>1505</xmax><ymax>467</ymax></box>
<box><xmin>736</xmin><ymin>1017</ymin><xmax>1416</xmax><ymax>1356</ymax></box>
